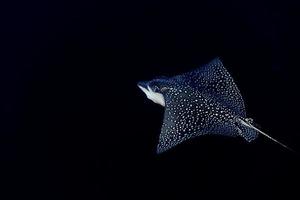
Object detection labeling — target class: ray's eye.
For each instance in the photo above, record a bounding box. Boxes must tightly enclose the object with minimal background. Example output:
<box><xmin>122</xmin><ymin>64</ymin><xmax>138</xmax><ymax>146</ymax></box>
<box><xmin>161</xmin><ymin>87</ymin><xmax>168</xmax><ymax>92</ymax></box>
<box><xmin>153</xmin><ymin>86</ymin><xmax>160</xmax><ymax>92</ymax></box>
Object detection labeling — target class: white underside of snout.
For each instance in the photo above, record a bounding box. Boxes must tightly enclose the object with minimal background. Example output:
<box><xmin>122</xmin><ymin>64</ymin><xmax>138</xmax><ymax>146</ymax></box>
<box><xmin>138</xmin><ymin>85</ymin><xmax>165</xmax><ymax>107</ymax></box>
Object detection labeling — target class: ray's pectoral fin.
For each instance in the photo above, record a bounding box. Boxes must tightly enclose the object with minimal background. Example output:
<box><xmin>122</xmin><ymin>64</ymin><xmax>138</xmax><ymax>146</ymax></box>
<box><xmin>156</xmin><ymin>87</ymin><xmax>240</xmax><ymax>154</ymax></box>
<box><xmin>156</xmin><ymin>88</ymin><xmax>200</xmax><ymax>154</ymax></box>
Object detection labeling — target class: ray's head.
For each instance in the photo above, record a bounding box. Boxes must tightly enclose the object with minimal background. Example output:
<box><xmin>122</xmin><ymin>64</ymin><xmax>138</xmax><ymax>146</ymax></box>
<box><xmin>137</xmin><ymin>77</ymin><xmax>171</xmax><ymax>107</ymax></box>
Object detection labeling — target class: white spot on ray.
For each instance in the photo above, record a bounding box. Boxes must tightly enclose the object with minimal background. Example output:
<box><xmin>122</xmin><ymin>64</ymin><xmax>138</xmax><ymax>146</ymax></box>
<box><xmin>138</xmin><ymin>58</ymin><xmax>292</xmax><ymax>153</ymax></box>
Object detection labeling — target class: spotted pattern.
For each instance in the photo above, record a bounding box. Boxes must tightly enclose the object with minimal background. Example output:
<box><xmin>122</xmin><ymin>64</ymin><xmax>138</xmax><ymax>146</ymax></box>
<box><xmin>139</xmin><ymin>58</ymin><xmax>258</xmax><ymax>153</ymax></box>
<box><xmin>157</xmin><ymin>86</ymin><xmax>241</xmax><ymax>153</ymax></box>
<box><xmin>175</xmin><ymin>58</ymin><xmax>246</xmax><ymax>117</ymax></box>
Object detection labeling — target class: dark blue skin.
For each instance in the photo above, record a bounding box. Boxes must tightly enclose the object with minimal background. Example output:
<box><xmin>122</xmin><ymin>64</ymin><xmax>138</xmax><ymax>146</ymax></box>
<box><xmin>138</xmin><ymin>58</ymin><xmax>291</xmax><ymax>153</ymax></box>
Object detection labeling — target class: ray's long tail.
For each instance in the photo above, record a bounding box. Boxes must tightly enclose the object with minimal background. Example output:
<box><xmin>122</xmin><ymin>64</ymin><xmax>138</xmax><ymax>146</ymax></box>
<box><xmin>237</xmin><ymin>118</ymin><xmax>294</xmax><ymax>152</ymax></box>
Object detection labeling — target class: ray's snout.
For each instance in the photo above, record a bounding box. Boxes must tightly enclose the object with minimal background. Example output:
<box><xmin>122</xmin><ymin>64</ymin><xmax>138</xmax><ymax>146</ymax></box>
<box><xmin>137</xmin><ymin>81</ymin><xmax>149</xmax><ymax>96</ymax></box>
<box><xmin>137</xmin><ymin>81</ymin><xmax>148</xmax><ymax>89</ymax></box>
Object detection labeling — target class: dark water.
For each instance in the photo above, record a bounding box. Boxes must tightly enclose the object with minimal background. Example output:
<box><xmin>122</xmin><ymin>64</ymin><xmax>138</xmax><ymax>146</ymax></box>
<box><xmin>2</xmin><ymin>0</ymin><xmax>300</xmax><ymax>199</ymax></box>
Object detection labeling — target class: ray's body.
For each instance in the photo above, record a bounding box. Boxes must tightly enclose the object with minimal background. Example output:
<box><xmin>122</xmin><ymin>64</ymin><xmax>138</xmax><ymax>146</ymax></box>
<box><xmin>138</xmin><ymin>58</ymin><xmax>291</xmax><ymax>153</ymax></box>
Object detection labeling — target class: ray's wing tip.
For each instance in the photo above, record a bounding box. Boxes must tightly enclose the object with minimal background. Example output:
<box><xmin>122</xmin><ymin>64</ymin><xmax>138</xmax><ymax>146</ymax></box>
<box><xmin>156</xmin><ymin>146</ymin><xmax>164</xmax><ymax>154</ymax></box>
<box><xmin>211</xmin><ymin>56</ymin><xmax>223</xmax><ymax>65</ymax></box>
<box><xmin>156</xmin><ymin>144</ymin><xmax>171</xmax><ymax>154</ymax></box>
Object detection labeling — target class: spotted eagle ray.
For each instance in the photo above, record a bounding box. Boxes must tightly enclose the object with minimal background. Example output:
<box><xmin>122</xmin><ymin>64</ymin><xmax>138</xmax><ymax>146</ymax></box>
<box><xmin>138</xmin><ymin>58</ymin><xmax>292</xmax><ymax>154</ymax></box>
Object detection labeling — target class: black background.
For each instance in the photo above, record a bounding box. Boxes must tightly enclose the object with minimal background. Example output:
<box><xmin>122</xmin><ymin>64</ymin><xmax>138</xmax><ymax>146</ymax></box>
<box><xmin>2</xmin><ymin>0</ymin><xmax>300</xmax><ymax>199</ymax></box>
